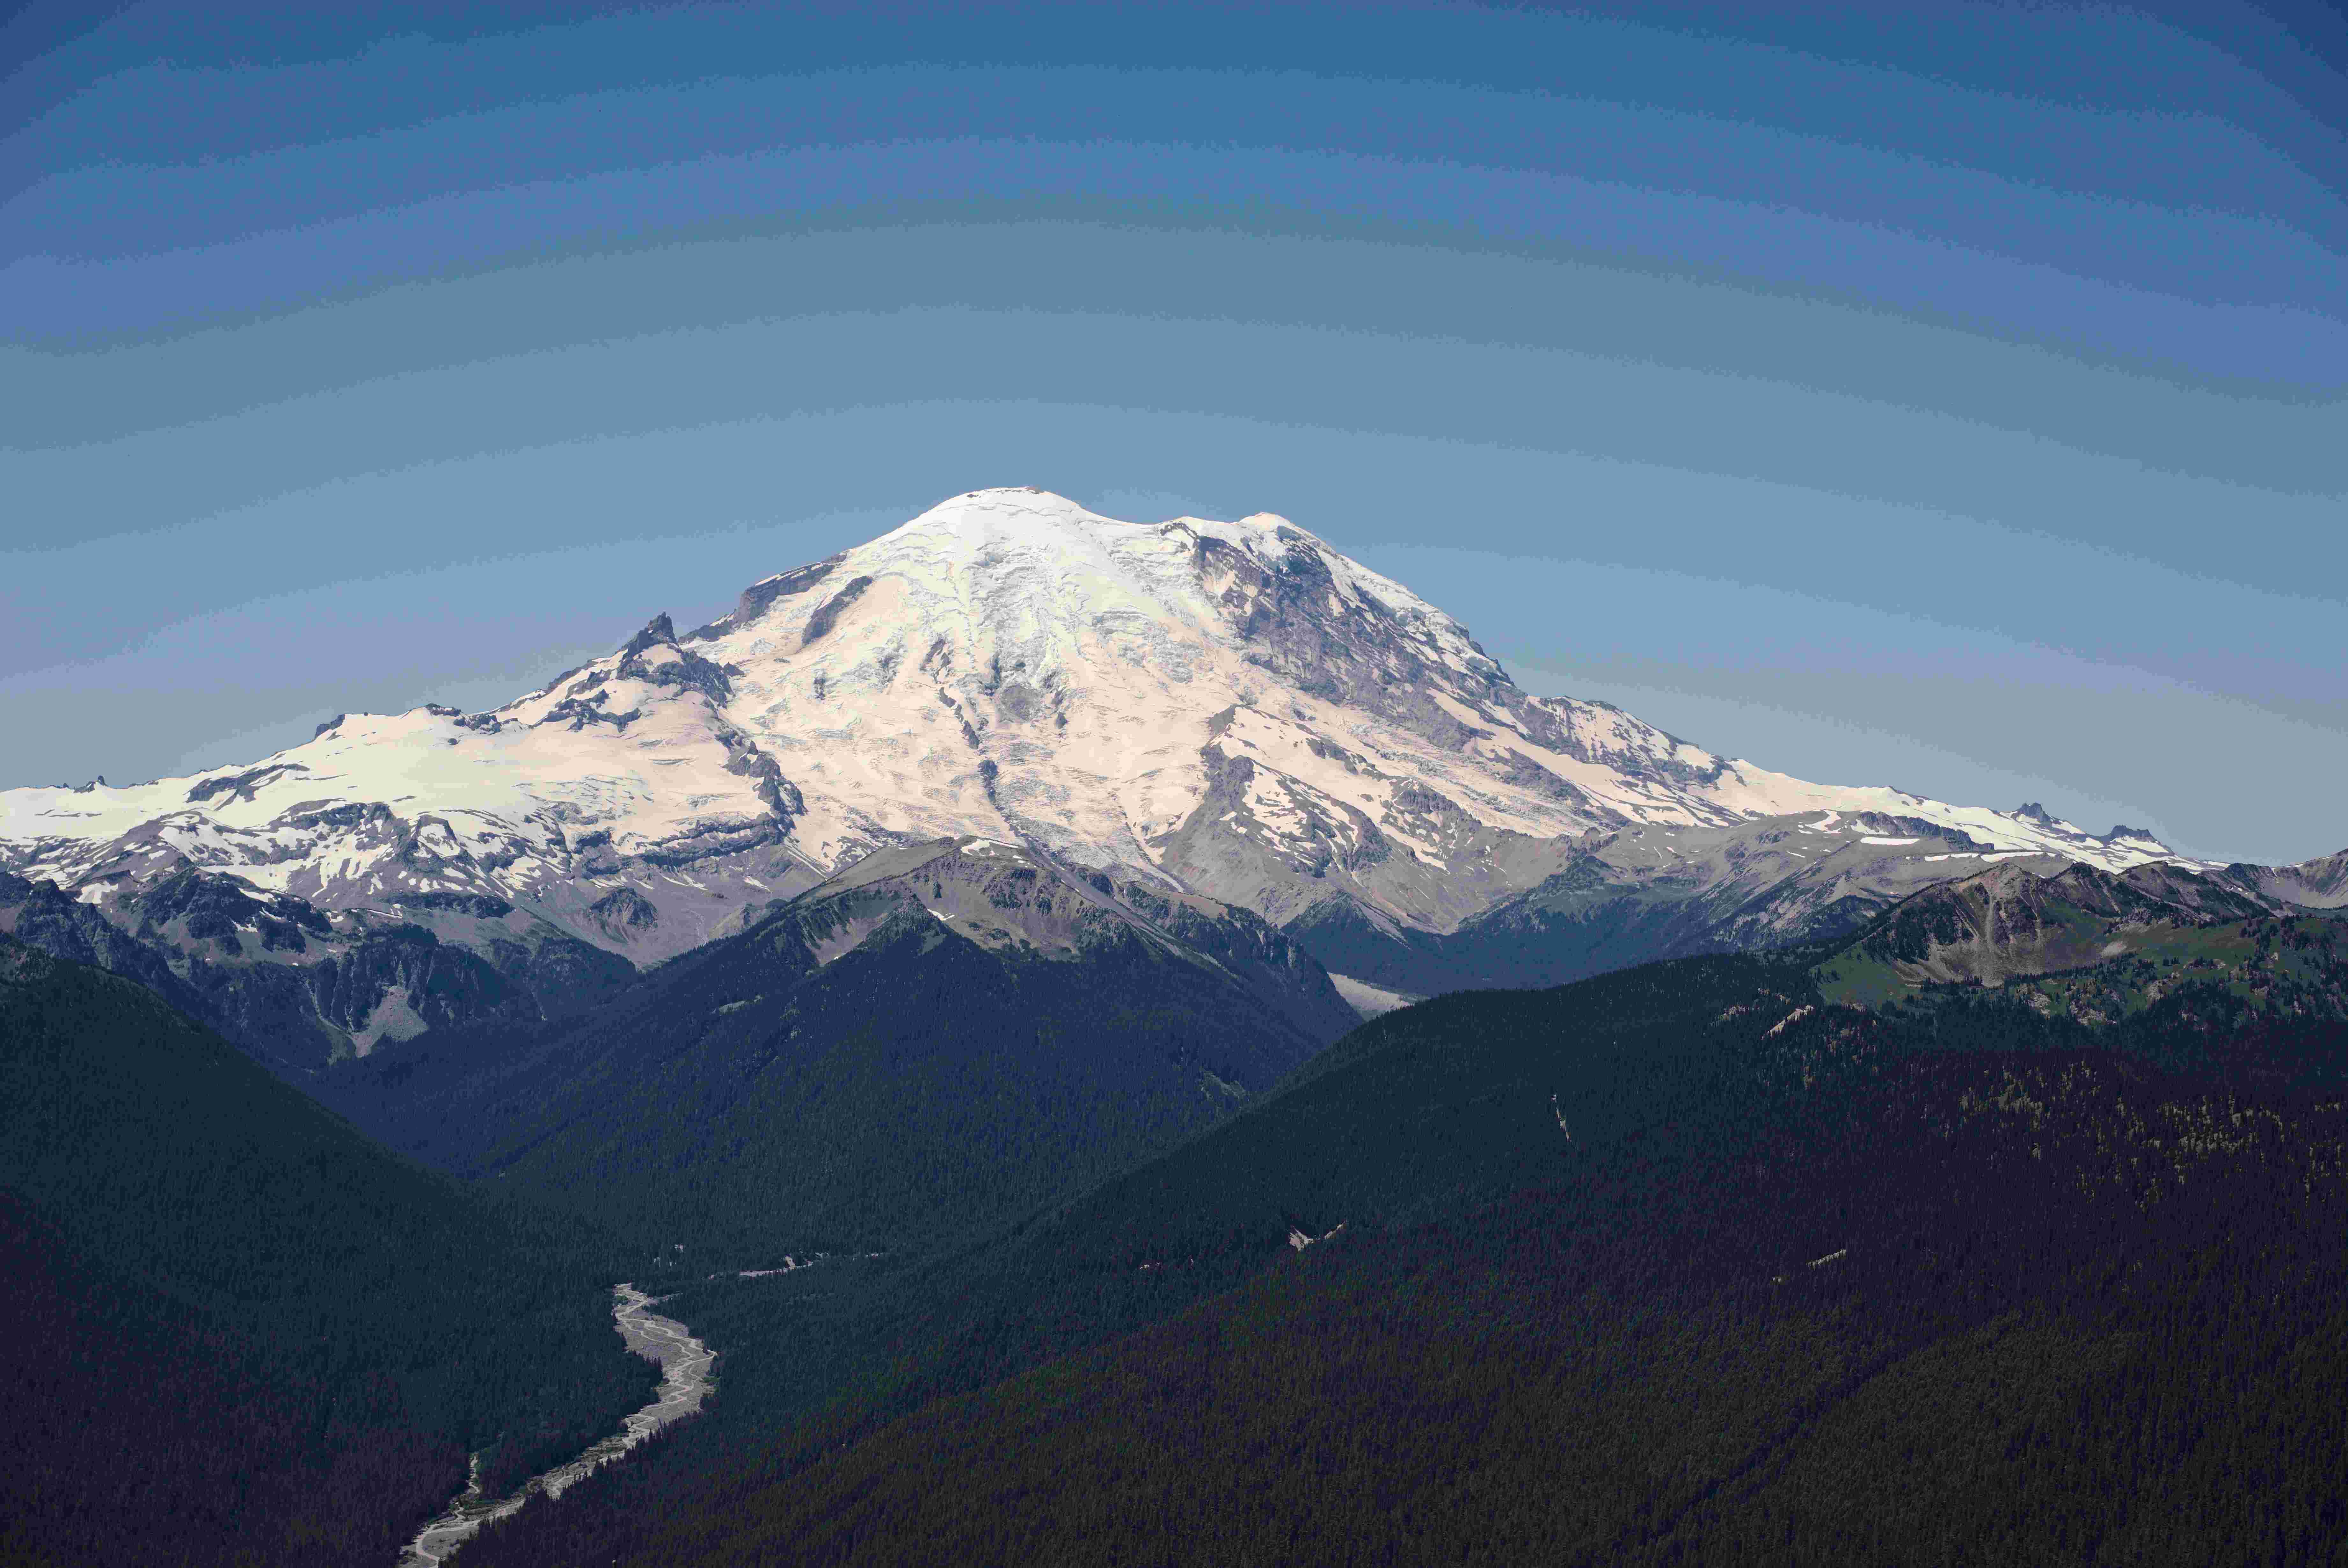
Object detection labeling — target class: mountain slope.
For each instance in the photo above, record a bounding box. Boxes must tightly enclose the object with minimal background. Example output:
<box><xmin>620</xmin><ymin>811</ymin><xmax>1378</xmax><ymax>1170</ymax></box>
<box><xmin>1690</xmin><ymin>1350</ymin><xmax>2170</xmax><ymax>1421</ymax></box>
<box><xmin>318</xmin><ymin>837</ymin><xmax>1358</xmax><ymax>1256</ymax></box>
<box><xmin>1808</xmin><ymin>860</ymin><xmax>2348</xmax><ymax>1089</ymax></box>
<box><xmin>0</xmin><ymin>935</ymin><xmax>656</xmax><ymax>1568</ymax></box>
<box><xmin>0</xmin><ymin>864</ymin><xmax>635</xmax><ymax>1071</ymax></box>
<box><xmin>452</xmin><ymin>869</ymin><xmax>2348</xmax><ymax>1568</ymax></box>
<box><xmin>573</xmin><ymin>1053</ymin><xmax>2347</xmax><ymax>1568</ymax></box>
<box><xmin>1286</xmin><ymin>807</ymin><xmax>2094</xmax><ymax>995</ymax></box>
<box><xmin>3</xmin><ymin>488</ymin><xmax>2257</xmax><ymax>1067</ymax></box>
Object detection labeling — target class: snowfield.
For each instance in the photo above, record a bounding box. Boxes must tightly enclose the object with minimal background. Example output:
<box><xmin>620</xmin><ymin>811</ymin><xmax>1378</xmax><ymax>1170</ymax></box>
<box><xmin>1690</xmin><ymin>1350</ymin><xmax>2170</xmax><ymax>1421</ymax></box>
<box><xmin>1</xmin><ymin>488</ymin><xmax>2208</xmax><ymax>967</ymax></box>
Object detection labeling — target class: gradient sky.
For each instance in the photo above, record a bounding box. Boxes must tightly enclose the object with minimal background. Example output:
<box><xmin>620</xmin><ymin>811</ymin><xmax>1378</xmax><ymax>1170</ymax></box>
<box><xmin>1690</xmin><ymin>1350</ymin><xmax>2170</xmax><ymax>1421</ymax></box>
<box><xmin>5</xmin><ymin>0</ymin><xmax>2344</xmax><ymax>864</ymax></box>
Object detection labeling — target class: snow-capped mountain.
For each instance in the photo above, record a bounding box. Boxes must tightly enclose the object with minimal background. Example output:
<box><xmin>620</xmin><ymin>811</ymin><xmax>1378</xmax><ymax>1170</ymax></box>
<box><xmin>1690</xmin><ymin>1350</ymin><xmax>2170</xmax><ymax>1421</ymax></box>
<box><xmin>1</xmin><ymin>487</ymin><xmax>2304</xmax><ymax>1059</ymax></box>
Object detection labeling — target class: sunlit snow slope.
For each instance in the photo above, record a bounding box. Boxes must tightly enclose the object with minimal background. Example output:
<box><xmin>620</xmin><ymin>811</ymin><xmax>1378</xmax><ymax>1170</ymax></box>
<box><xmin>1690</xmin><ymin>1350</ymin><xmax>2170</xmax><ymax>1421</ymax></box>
<box><xmin>2</xmin><ymin>488</ymin><xmax>2204</xmax><ymax>972</ymax></box>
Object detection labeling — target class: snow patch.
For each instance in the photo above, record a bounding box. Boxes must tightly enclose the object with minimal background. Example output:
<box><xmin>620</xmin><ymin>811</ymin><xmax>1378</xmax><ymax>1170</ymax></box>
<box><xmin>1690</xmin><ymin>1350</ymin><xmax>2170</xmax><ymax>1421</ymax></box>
<box><xmin>1329</xmin><ymin>972</ymin><xmax>1418</xmax><ymax>1020</ymax></box>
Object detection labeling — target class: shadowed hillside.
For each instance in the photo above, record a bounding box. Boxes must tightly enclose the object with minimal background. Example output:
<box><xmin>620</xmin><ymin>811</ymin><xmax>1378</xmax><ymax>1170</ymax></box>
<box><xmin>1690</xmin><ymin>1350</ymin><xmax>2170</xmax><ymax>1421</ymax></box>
<box><xmin>0</xmin><ymin>937</ymin><xmax>656</xmax><ymax>1568</ymax></box>
<box><xmin>451</xmin><ymin>890</ymin><xmax>2348</xmax><ymax>1567</ymax></box>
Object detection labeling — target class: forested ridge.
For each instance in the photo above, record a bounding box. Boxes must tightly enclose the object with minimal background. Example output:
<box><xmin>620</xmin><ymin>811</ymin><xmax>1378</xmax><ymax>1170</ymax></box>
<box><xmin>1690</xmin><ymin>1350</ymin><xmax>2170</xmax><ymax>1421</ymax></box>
<box><xmin>0</xmin><ymin>937</ymin><xmax>657</xmax><ymax>1568</ymax></box>
<box><xmin>454</xmin><ymin>933</ymin><xmax>2348</xmax><ymax>1566</ymax></box>
<box><xmin>13</xmin><ymin>889</ymin><xmax>2348</xmax><ymax>1565</ymax></box>
<box><xmin>319</xmin><ymin>896</ymin><xmax>1338</xmax><ymax>1261</ymax></box>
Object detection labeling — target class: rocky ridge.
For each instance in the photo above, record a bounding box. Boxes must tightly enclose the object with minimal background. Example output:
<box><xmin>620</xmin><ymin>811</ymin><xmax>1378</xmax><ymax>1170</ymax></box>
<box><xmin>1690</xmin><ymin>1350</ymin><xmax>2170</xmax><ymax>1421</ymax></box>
<box><xmin>3</xmin><ymin>487</ymin><xmax>2332</xmax><ymax>1061</ymax></box>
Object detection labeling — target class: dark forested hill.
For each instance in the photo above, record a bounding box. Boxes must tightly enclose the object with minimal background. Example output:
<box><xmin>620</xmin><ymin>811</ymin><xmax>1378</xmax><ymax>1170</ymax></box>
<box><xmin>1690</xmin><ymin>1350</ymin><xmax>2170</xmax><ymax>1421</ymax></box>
<box><xmin>20</xmin><ymin>849</ymin><xmax>2345</xmax><ymax>1567</ymax></box>
<box><xmin>0</xmin><ymin>936</ymin><xmax>656</xmax><ymax>1568</ymax></box>
<box><xmin>454</xmin><ymin>900</ymin><xmax>2348</xmax><ymax>1567</ymax></box>
<box><xmin>318</xmin><ymin>838</ymin><xmax>1357</xmax><ymax>1262</ymax></box>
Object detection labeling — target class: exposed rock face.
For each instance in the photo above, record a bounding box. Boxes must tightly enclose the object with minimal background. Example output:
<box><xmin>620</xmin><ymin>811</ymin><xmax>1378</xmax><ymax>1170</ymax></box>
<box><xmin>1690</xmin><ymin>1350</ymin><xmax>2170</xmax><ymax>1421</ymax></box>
<box><xmin>748</xmin><ymin>836</ymin><xmax>1361</xmax><ymax>1047</ymax></box>
<box><xmin>588</xmin><ymin>886</ymin><xmax>662</xmax><ymax>943</ymax></box>
<box><xmin>1</xmin><ymin>487</ymin><xmax>2320</xmax><ymax>1059</ymax></box>
<box><xmin>1827</xmin><ymin>860</ymin><xmax>2271</xmax><ymax>991</ymax></box>
<box><xmin>1805</xmin><ymin>859</ymin><xmax>2348</xmax><ymax>1052</ymax></box>
<box><xmin>2215</xmin><ymin>849</ymin><xmax>2348</xmax><ymax>911</ymax></box>
<box><xmin>0</xmin><ymin>867</ymin><xmax>633</xmax><ymax>1071</ymax></box>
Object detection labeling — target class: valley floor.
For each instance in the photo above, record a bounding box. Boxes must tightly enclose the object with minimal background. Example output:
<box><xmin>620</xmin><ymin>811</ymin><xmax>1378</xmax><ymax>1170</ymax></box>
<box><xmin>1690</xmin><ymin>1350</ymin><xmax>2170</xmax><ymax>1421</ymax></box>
<box><xmin>401</xmin><ymin>1285</ymin><xmax>714</xmax><ymax>1566</ymax></box>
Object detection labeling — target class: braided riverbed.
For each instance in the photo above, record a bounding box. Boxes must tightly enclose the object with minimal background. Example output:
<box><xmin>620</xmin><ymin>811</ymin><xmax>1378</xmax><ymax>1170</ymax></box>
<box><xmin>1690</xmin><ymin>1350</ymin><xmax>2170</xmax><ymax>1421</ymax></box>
<box><xmin>397</xmin><ymin>1284</ymin><xmax>713</xmax><ymax>1566</ymax></box>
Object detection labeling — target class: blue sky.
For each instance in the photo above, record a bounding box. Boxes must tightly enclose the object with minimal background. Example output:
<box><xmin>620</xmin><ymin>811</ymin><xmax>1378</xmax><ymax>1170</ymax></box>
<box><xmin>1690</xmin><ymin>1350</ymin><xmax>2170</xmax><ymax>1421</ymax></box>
<box><xmin>4</xmin><ymin>0</ymin><xmax>2344</xmax><ymax>863</ymax></box>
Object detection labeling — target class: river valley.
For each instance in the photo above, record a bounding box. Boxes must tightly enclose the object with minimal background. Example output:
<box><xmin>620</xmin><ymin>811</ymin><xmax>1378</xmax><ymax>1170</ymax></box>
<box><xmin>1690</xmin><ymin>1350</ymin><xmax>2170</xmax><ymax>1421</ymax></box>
<box><xmin>397</xmin><ymin>1284</ymin><xmax>714</xmax><ymax>1567</ymax></box>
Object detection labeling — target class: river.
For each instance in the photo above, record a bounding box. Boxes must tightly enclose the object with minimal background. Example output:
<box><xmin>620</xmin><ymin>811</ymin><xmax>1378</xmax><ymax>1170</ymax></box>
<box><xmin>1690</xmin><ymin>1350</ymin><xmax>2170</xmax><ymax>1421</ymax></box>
<box><xmin>396</xmin><ymin>1283</ymin><xmax>714</xmax><ymax>1566</ymax></box>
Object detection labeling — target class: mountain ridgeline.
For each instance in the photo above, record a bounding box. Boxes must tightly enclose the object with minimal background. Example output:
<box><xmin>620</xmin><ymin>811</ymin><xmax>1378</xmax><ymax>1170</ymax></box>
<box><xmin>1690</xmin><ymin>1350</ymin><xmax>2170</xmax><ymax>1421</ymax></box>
<box><xmin>0</xmin><ymin>864</ymin><xmax>635</xmax><ymax>1072</ymax></box>
<box><xmin>316</xmin><ymin>837</ymin><xmax>1357</xmax><ymax>1258</ymax></box>
<box><xmin>11</xmin><ymin>489</ymin><xmax>2337</xmax><ymax>1082</ymax></box>
<box><xmin>449</xmin><ymin>861</ymin><xmax>2348</xmax><ymax>1567</ymax></box>
<box><xmin>7</xmin><ymin>489</ymin><xmax>2348</xmax><ymax>1565</ymax></box>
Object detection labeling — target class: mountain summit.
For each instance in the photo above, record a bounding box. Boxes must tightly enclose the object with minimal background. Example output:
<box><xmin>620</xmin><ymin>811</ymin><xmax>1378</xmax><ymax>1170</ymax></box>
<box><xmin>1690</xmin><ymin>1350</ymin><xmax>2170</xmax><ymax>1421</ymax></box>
<box><xmin>4</xmin><ymin>488</ymin><xmax>2285</xmax><ymax>1059</ymax></box>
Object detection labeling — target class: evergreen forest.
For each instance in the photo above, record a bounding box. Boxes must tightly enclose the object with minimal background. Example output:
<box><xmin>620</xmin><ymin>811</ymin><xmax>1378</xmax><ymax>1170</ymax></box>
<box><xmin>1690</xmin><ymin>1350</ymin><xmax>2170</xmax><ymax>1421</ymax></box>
<box><xmin>9</xmin><ymin>896</ymin><xmax>2348</xmax><ymax>1565</ymax></box>
<box><xmin>0</xmin><ymin>937</ymin><xmax>656</xmax><ymax>1567</ymax></box>
<box><xmin>444</xmin><ymin>934</ymin><xmax>2348</xmax><ymax>1566</ymax></box>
